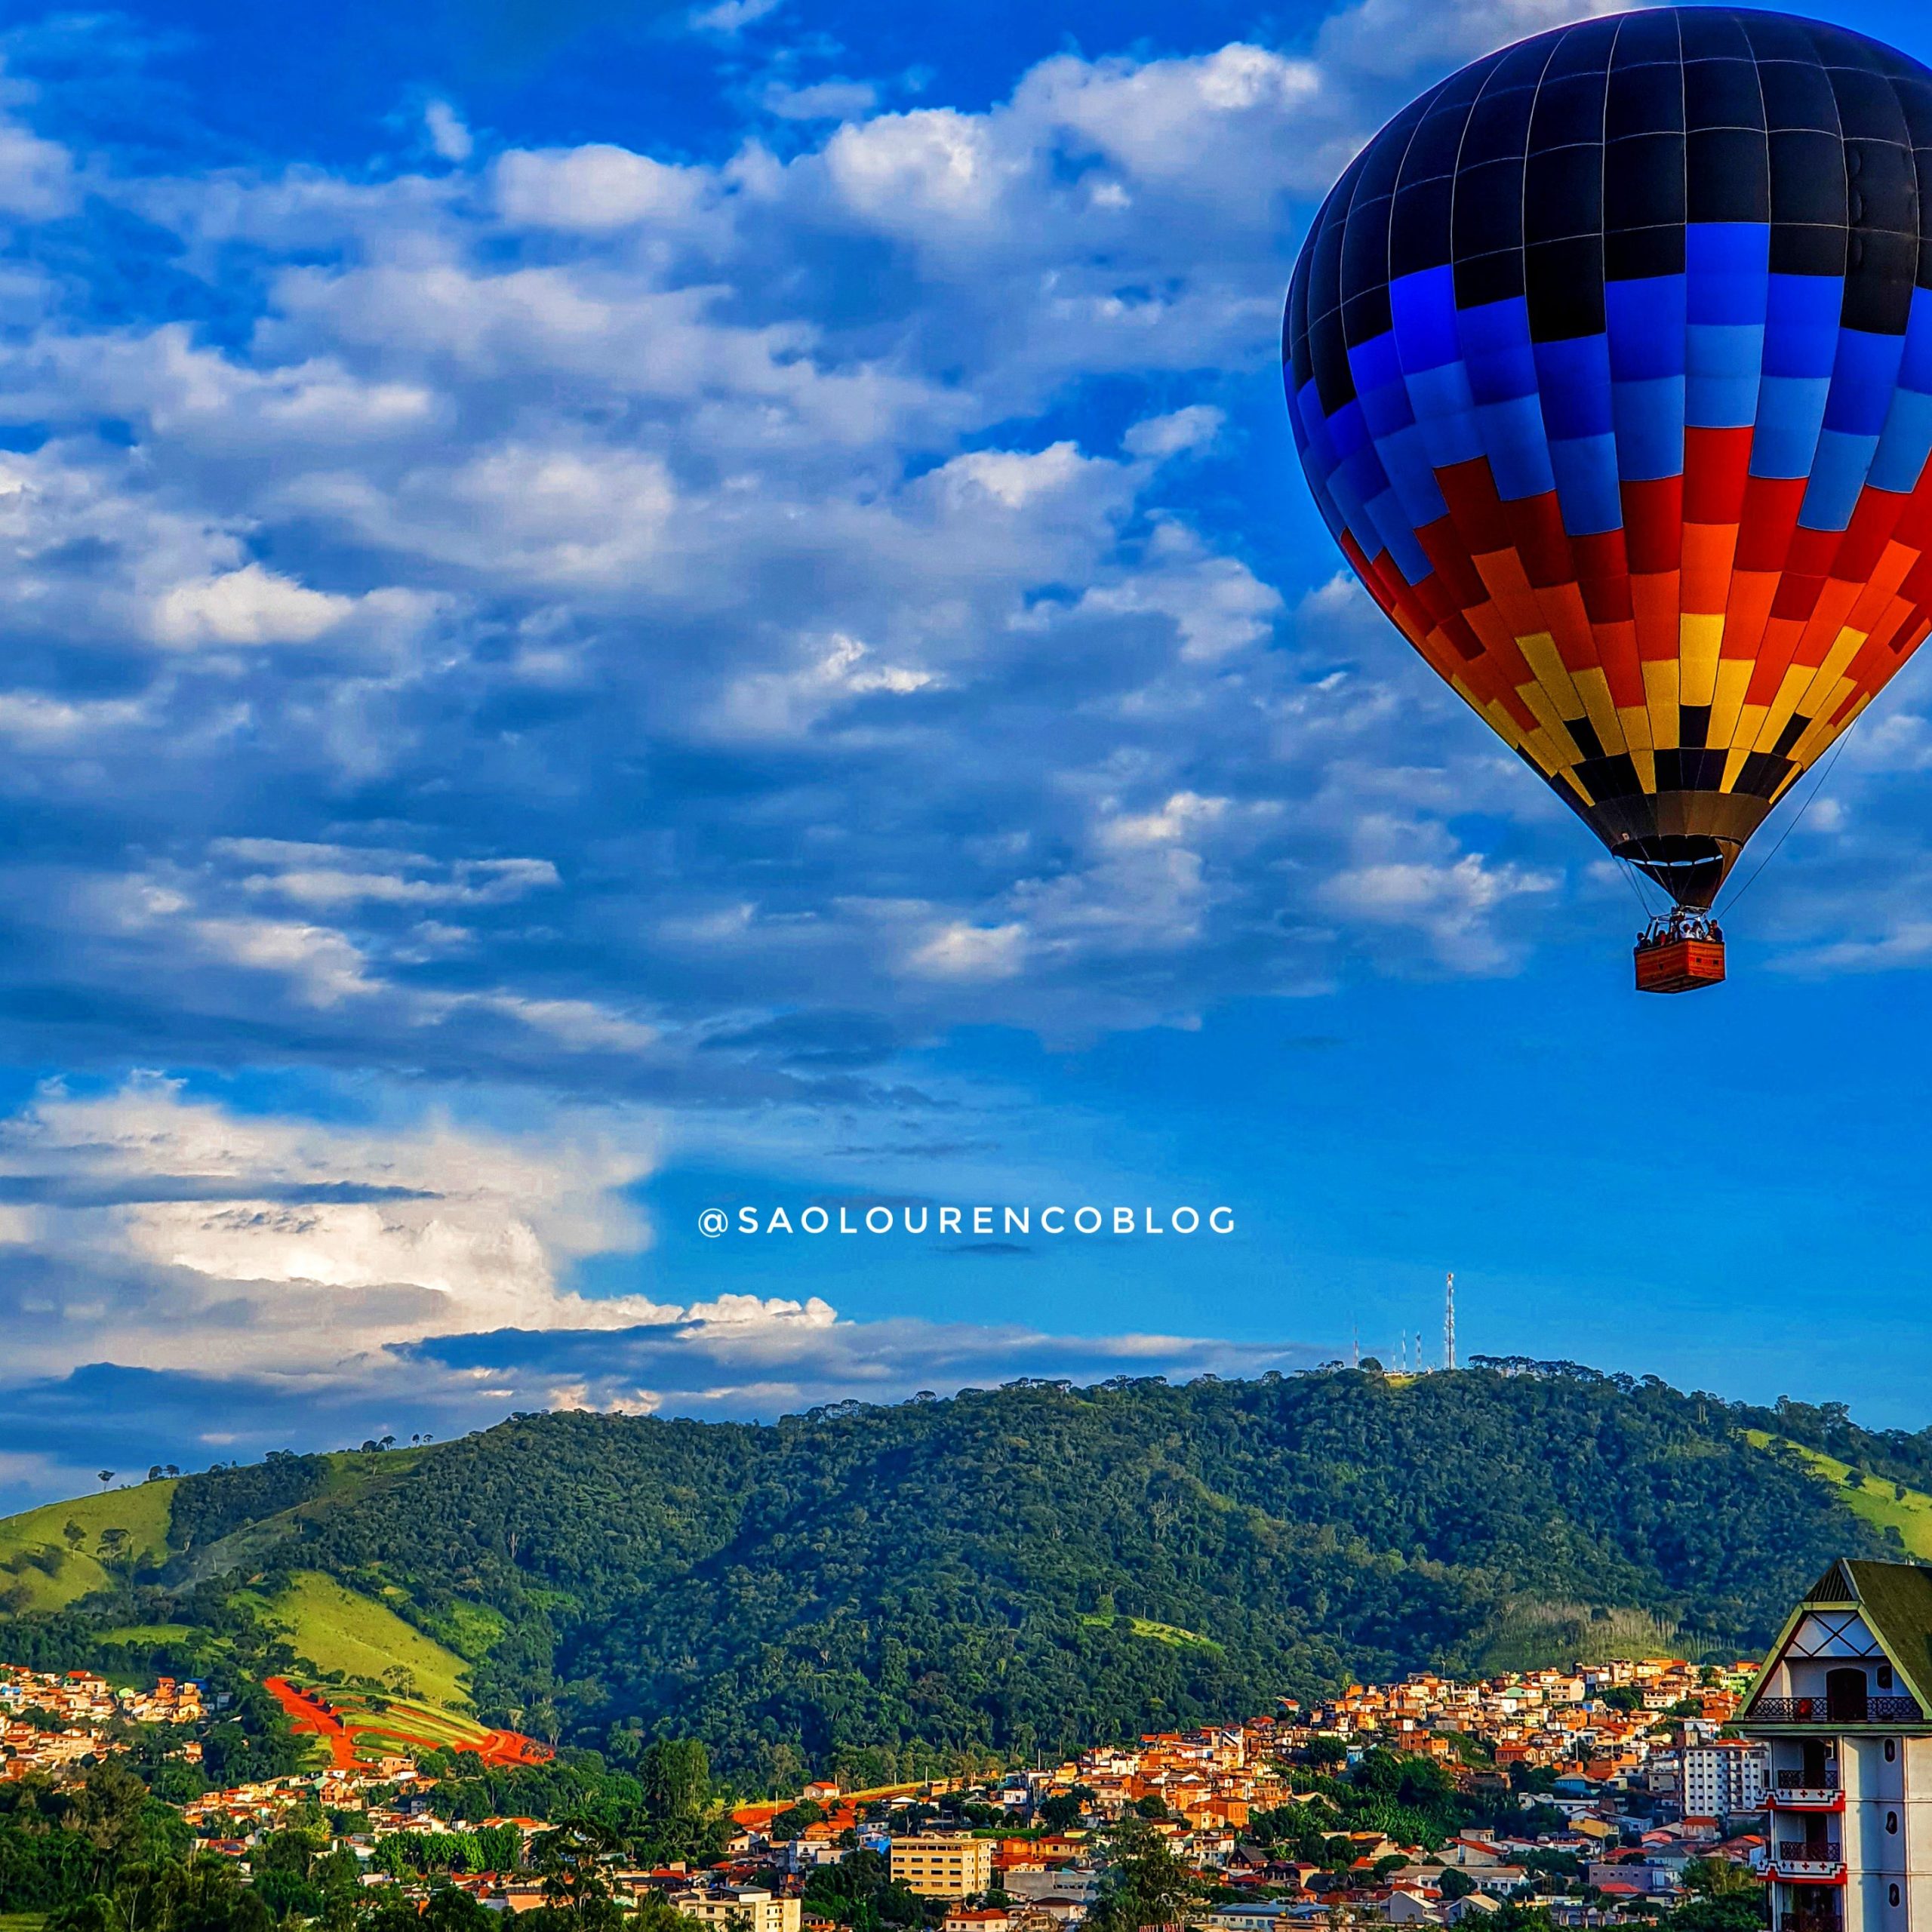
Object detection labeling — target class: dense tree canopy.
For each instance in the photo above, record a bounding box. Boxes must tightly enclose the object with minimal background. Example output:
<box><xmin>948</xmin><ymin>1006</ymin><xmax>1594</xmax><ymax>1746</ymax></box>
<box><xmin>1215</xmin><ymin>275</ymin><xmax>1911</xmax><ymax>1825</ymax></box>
<box><xmin>0</xmin><ymin>1363</ymin><xmax>1902</xmax><ymax>1783</ymax></box>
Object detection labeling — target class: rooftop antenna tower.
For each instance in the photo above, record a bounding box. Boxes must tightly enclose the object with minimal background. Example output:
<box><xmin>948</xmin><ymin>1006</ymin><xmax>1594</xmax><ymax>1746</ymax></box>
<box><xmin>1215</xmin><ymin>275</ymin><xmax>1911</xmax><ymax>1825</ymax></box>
<box><xmin>1444</xmin><ymin>1272</ymin><xmax>1456</xmax><ymax>1371</ymax></box>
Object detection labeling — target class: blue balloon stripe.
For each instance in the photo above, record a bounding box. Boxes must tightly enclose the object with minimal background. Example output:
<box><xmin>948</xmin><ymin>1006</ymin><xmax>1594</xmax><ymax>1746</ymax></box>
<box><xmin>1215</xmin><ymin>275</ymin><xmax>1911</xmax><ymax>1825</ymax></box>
<box><xmin>1456</xmin><ymin>297</ymin><xmax>1541</xmax><ymax>407</ymax></box>
<box><xmin>1799</xmin><ymin>428</ymin><xmax>1884</xmax><ymax>531</ymax></box>
<box><xmin>1389</xmin><ymin>266</ymin><xmax>1461</xmax><ymax>374</ymax></box>
<box><xmin>1685</xmin><ymin>321</ymin><xmax>1766</xmax><ymax>429</ymax></box>
<box><xmin>1606</xmin><ymin>276</ymin><xmax>1689</xmax><ymax>382</ymax></box>
<box><xmin>1823</xmin><ymin>330</ymin><xmax>1909</xmax><ymax>438</ymax></box>
<box><xmin>1548</xmin><ymin>432</ymin><xmax>1626</xmax><ymax>536</ymax></box>
<box><xmin>1474</xmin><ymin>392</ymin><xmax>1558</xmax><ymax>502</ymax></box>
<box><xmin>1367</xmin><ymin>417</ymin><xmax>1452</xmax><ymax>527</ymax></box>
<box><xmin>1684</xmin><ymin>222</ymin><xmax>1770</xmax><ymax>325</ymax></box>
<box><xmin>1612</xmin><ymin>374</ymin><xmax>1687</xmax><ymax>483</ymax></box>
<box><xmin>1761</xmin><ymin>273</ymin><xmax>1845</xmax><ymax>380</ymax></box>
<box><xmin>1533</xmin><ymin>337</ymin><xmax>1614</xmax><ymax>440</ymax></box>
<box><xmin>1401</xmin><ymin>361</ymin><xmax>1487</xmax><ymax>471</ymax></box>
<box><xmin>1869</xmin><ymin>389</ymin><xmax>1932</xmax><ymax>496</ymax></box>
<box><xmin>1749</xmin><ymin>373</ymin><xmax>1832</xmax><ymax>481</ymax></box>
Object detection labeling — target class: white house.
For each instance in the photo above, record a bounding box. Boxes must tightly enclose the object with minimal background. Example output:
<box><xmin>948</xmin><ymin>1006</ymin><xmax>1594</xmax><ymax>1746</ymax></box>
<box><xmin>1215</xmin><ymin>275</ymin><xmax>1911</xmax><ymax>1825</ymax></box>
<box><xmin>1739</xmin><ymin>1558</ymin><xmax>1932</xmax><ymax>1932</ymax></box>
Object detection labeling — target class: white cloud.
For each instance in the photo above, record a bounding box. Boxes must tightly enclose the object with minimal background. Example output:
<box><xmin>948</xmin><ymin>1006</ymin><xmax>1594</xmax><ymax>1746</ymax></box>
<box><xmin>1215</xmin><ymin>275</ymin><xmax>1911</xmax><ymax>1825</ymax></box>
<box><xmin>494</xmin><ymin>145</ymin><xmax>710</xmax><ymax>230</ymax></box>
<box><xmin>761</xmin><ymin>78</ymin><xmax>879</xmax><ymax>122</ymax></box>
<box><xmin>823</xmin><ymin>109</ymin><xmax>1011</xmax><ymax>226</ymax></box>
<box><xmin>905</xmin><ymin>920</ymin><xmax>1029</xmax><ymax>981</ymax></box>
<box><xmin>689</xmin><ymin>0</ymin><xmax>784</xmax><ymax>33</ymax></box>
<box><xmin>1123</xmin><ymin>406</ymin><xmax>1224</xmax><ymax>461</ymax></box>
<box><xmin>1315</xmin><ymin>0</ymin><xmax>1631</xmax><ymax>80</ymax></box>
<box><xmin>0</xmin><ymin>113</ymin><xmax>75</xmax><ymax>221</ymax></box>
<box><xmin>152</xmin><ymin>565</ymin><xmax>353</xmax><ymax>648</ymax></box>
<box><xmin>423</xmin><ymin>100</ymin><xmax>474</xmax><ymax>165</ymax></box>
<box><xmin>0</xmin><ymin>1076</ymin><xmax>668</xmax><ymax>1380</ymax></box>
<box><xmin>1319</xmin><ymin>823</ymin><xmax>1561</xmax><ymax>975</ymax></box>
<box><xmin>1078</xmin><ymin>531</ymin><xmax>1281</xmax><ymax>662</ymax></box>
<box><xmin>711</xmin><ymin>632</ymin><xmax>940</xmax><ymax>740</ymax></box>
<box><xmin>217</xmin><ymin>841</ymin><xmax>560</xmax><ymax>911</ymax></box>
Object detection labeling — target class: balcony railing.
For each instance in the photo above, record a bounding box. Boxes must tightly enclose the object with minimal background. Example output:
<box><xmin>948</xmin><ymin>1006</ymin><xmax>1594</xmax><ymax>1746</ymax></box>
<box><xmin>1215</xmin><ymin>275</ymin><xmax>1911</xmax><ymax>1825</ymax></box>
<box><xmin>1780</xmin><ymin>1916</ymin><xmax>1841</xmax><ymax>1932</ymax></box>
<box><xmin>1750</xmin><ymin>1697</ymin><xmax>1922</xmax><ymax>1723</ymax></box>
<box><xmin>1777</xmin><ymin>1770</ymin><xmax>1840</xmax><ymax>1790</ymax></box>
<box><xmin>1777</xmin><ymin>1844</ymin><xmax>1842</xmax><ymax>1865</ymax></box>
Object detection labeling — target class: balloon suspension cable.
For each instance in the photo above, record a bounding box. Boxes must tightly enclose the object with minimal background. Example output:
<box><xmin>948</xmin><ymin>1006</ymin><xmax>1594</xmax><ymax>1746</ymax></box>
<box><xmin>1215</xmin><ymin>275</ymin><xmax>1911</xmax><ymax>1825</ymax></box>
<box><xmin>1613</xmin><ymin>853</ymin><xmax>1661</xmax><ymax>924</ymax></box>
<box><xmin>1714</xmin><ymin>731</ymin><xmax>1854</xmax><ymax>921</ymax></box>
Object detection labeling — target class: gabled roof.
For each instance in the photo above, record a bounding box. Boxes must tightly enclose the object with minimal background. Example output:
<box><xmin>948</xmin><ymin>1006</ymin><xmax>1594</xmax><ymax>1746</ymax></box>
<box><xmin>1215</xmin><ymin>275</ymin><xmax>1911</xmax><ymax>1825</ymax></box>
<box><xmin>1801</xmin><ymin>1560</ymin><xmax>1860</xmax><ymax>1606</ymax></box>
<box><xmin>1746</xmin><ymin>1559</ymin><xmax>1932</xmax><ymax>1716</ymax></box>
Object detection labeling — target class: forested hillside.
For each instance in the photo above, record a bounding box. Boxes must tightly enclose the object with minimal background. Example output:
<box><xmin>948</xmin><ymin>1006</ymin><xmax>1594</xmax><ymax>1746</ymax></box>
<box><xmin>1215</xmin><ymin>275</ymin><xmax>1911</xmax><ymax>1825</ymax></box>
<box><xmin>0</xmin><ymin>1361</ymin><xmax>1915</xmax><ymax>1787</ymax></box>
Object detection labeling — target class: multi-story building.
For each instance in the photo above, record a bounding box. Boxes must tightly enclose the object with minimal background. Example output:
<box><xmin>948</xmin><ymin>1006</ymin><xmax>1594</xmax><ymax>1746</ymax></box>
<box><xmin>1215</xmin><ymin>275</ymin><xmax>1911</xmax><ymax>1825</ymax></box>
<box><xmin>1739</xmin><ymin>1559</ymin><xmax>1932</xmax><ymax>1932</ymax></box>
<box><xmin>891</xmin><ymin>1836</ymin><xmax>995</xmax><ymax>1900</ymax></box>
<box><xmin>1681</xmin><ymin>1740</ymin><xmax>1770</xmax><ymax>1820</ymax></box>
<box><xmin>672</xmin><ymin>1889</ymin><xmax>801</xmax><ymax>1932</ymax></box>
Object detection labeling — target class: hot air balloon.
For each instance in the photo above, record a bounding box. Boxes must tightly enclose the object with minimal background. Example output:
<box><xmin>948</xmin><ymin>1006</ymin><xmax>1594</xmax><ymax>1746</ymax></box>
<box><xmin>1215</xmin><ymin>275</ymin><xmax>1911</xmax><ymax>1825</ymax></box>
<box><xmin>1284</xmin><ymin>7</ymin><xmax>1932</xmax><ymax>992</ymax></box>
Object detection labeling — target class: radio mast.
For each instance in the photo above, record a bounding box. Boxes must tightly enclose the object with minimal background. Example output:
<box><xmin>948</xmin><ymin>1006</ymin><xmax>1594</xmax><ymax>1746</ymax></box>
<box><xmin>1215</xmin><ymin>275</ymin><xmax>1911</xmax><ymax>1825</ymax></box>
<box><xmin>1444</xmin><ymin>1272</ymin><xmax>1456</xmax><ymax>1371</ymax></box>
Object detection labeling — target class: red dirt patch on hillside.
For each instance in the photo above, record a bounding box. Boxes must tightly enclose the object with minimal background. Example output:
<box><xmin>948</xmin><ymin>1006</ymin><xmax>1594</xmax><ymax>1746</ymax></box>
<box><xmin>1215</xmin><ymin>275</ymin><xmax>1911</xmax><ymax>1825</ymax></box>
<box><xmin>263</xmin><ymin>1677</ymin><xmax>551</xmax><ymax>1770</ymax></box>
<box><xmin>264</xmin><ymin>1675</ymin><xmax>356</xmax><ymax>1770</ymax></box>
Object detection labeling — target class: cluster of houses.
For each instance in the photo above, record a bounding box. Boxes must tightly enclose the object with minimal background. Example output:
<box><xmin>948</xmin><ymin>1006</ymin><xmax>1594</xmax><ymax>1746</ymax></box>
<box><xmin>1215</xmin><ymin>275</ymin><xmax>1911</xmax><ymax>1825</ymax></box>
<box><xmin>703</xmin><ymin>1663</ymin><xmax>1780</xmax><ymax>1931</ymax></box>
<box><xmin>0</xmin><ymin>1653</ymin><xmax>1780</xmax><ymax>1927</ymax></box>
<box><xmin>1289</xmin><ymin>1659</ymin><xmax>1762</xmax><ymax>1781</ymax></box>
<box><xmin>0</xmin><ymin>1663</ymin><xmax>203</xmax><ymax>1777</ymax></box>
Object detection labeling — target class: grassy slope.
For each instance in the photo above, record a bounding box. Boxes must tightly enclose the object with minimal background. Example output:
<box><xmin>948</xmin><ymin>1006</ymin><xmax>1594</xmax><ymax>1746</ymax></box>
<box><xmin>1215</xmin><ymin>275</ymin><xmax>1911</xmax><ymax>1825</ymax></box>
<box><xmin>1080</xmin><ymin>1612</ymin><xmax>1223</xmax><ymax>1651</ymax></box>
<box><xmin>1465</xmin><ymin>1600</ymin><xmax>1709</xmax><ymax>1673</ymax></box>
<box><xmin>245</xmin><ymin>1571</ymin><xmax>472</xmax><ymax>1708</ymax></box>
<box><xmin>1746</xmin><ymin>1430</ymin><xmax>1932</xmax><ymax>1558</ymax></box>
<box><xmin>0</xmin><ymin>1481</ymin><xmax>179</xmax><ymax>1614</ymax></box>
<box><xmin>0</xmin><ymin>1451</ymin><xmax>494</xmax><ymax>1715</ymax></box>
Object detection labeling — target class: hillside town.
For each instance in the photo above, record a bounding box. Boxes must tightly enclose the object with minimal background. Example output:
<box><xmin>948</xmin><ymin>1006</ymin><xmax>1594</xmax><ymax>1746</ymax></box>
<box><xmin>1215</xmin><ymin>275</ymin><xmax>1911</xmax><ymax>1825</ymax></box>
<box><xmin>0</xmin><ymin>1654</ymin><xmax>1777</xmax><ymax>1929</ymax></box>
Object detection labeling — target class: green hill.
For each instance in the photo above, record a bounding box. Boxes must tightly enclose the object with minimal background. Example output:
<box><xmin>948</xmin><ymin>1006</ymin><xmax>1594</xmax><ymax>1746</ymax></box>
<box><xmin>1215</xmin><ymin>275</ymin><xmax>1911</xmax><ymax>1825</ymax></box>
<box><xmin>0</xmin><ymin>1362</ymin><xmax>1922</xmax><ymax>1783</ymax></box>
<box><xmin>0</xmin><ymin>1480</ymin><xmax>179</xmax><ymax>1614</ymax></box>
<box><xmin>238</xmin><ymin>1571</ymin><xmax>473</xmax><ymax>1708</ymax></box>
<box><xmin>1746</xmin><ymin>1429</ymin><xmax>1932</xmax><ymax>1559</ymax></box>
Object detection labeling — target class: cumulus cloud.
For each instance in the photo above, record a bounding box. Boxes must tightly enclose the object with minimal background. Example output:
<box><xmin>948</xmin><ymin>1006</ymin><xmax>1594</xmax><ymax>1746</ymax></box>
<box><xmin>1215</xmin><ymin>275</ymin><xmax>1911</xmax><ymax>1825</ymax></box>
<box><xmin>0</xmin><ymin>0</ymin><xmax>1798</xmax><ymax>1497</ymax></box>
<box><xmin>152</xmin><ymin>565</ymin><xmax>355</xmax><ymax>648</ymax></box>
<box><xmin>0</xmin><ymin>1076</ymin><xmax>672</xmax><ymax>1380</ymax></box>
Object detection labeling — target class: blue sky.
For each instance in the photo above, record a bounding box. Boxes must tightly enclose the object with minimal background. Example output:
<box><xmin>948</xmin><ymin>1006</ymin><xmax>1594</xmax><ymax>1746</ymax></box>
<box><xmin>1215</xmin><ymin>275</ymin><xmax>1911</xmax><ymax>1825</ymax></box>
<box><xmin>2</xmin><ymin>0</ymin><xmax>1931</xmax><ymax>1508</ymax></box>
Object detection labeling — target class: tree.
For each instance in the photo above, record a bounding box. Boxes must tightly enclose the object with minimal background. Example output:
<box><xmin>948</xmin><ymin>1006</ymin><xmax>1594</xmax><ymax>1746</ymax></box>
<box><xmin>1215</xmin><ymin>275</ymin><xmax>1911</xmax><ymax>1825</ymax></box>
<box><xmin>632</xmin><ymin>1897</ymin><xmax>706</xmax><ymax>1932</ymax></box>
<box><xmin>1087</xmin><ymin>1818</ymin><xmax>1200</xmax><ymax>1932</ymax></box>
<box><xmin>1669</xmin><ymin>1899</ymin><xmax>1764</xmax><ymax>1932</ymax></box>
<box><xmin>424</xmin><ymin>1885</ymin><xmax>500</xmax><ymax>1932</ymax></box>
<box><xmin>768</xmin><ymin>1801</ymin><xmax>826</xmax><ymax>1841</ymax></box>
<box><xmin>534</xmin><ymin>1817</ymin><xmax>621</xmax><ymax>1928</ymax></box>
<box><xmin>1680</xmin><ymin>1861</ymin><xmax>1758</xmax><ymax>1902</ymax></box>
<box><xmin>97</xmin><ymin>1472</ymin><xmax>115</xmax><ymax>1491</ymax></box>
<box><xmin>640</xmin><ymin>1739</ymin><xmax>712</xmax><ymax>1823</ymax></box>
<box><xmin>1438</xmin><ymin>1872</ymin><xmax>1477</xmax><ymax>1902</ymax></box>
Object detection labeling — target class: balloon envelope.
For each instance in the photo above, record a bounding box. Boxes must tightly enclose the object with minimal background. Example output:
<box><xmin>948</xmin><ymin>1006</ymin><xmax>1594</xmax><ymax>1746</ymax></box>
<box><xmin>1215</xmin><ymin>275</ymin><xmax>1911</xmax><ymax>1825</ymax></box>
<box><xmin>1284</xmin><ymin>7</ymin><xmax>1932</xmax><ymax>908</ymax></box>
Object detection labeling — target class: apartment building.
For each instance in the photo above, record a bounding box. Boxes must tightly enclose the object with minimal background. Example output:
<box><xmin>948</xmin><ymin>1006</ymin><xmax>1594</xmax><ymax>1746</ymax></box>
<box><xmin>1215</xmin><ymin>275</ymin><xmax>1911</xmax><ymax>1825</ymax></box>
<box><xmin>672</xmin><ymin>1888</ymin><xmax>802</xmax><ymax>1932</ymax></box>
<box><xmin>1681</xmin><ymin>1740</ymin><xmax>1770</xmax><ymax>1820</ymax></box>
<box><xmin>891</xmin><ymin>1835</ymin><xmax>995</xmax><ymax>1900</ymax></box>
